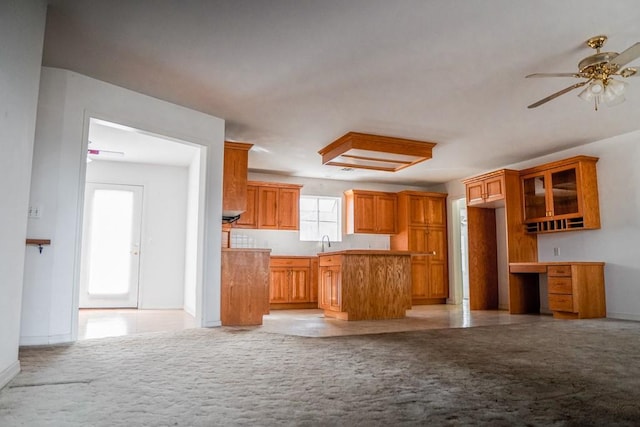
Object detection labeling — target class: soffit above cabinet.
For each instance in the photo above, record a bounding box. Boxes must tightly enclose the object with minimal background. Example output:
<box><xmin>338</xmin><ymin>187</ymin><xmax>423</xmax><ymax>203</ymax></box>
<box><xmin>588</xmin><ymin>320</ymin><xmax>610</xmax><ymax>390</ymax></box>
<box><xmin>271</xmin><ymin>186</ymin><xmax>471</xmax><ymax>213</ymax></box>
<box><xmin>318</xmin><ymin>132</ymin><xmax>436</xmax><ymax>172</ymax></box>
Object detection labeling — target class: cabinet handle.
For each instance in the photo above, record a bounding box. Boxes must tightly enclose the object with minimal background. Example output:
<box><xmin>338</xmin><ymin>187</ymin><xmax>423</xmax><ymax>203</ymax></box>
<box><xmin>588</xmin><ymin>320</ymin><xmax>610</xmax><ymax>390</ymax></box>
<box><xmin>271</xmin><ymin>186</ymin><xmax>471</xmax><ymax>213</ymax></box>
<box><xmin>427</xmin><ymin>251</ymin><xmax>436</xmax><ymax>256</ymax></box>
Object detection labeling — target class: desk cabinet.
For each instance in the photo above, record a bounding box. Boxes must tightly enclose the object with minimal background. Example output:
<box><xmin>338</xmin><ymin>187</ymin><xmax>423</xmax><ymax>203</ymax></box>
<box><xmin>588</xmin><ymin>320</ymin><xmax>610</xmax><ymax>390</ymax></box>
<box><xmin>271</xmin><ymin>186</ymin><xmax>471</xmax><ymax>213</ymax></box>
<box><xmin>509</xmin><ymin>262</ymin><xmax>606</xmax><ymax>319</ymax></box>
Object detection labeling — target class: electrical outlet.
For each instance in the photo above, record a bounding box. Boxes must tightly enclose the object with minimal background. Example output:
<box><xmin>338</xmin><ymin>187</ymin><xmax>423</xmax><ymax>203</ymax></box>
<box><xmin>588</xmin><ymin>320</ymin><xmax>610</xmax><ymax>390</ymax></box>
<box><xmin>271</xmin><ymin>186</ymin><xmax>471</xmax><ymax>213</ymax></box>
<box><xmin>28</xmin><ymin>206</ymin><xmax>41</xmax><ymax>219</ymax></box>
<box><xmin>553</xmin><ymin>247</ymin><xmax>560</xmax><ymax>256</ymax></box>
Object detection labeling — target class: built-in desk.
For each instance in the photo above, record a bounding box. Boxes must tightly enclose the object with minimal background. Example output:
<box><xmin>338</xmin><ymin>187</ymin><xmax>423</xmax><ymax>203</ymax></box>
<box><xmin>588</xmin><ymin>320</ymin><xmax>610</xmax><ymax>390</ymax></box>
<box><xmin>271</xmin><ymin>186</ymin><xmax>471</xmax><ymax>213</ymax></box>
<box><xmin>509</xmin><ymin>262</ymin><xmax>606</xmax><ymax>319</ymax></box>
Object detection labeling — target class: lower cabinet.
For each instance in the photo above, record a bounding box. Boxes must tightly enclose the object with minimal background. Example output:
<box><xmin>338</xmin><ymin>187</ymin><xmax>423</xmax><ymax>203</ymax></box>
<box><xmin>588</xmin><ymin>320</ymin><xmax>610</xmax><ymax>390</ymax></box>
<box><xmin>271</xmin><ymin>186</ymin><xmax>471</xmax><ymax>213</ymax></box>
<box><xmin>318</xmin><ymin>261</ymin><xmax>342</xmax><ymax>312</ymax></box>
<box><xmin>269</xmin><ymin>257</ymin><xmax>318</xmax><ymax>309</ymax></box>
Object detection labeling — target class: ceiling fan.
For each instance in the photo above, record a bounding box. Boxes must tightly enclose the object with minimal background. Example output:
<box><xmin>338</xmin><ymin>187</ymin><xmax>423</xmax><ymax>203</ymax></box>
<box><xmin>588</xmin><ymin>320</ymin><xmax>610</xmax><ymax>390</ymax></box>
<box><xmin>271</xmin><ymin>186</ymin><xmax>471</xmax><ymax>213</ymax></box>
<box><xmin>527</xmin><ymin>35</ymin><xmax>640</xmax><ymax>110</ymax></box>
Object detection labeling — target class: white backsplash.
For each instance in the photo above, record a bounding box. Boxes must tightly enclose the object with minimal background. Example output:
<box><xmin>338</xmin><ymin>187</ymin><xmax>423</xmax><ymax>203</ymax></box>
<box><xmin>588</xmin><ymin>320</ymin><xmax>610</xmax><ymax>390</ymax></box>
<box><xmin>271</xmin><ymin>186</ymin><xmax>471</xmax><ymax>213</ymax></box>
<box><xmin>229</xmin><ymin>228</ymin><xmax>390</xmax><ymax>255</ymax></box>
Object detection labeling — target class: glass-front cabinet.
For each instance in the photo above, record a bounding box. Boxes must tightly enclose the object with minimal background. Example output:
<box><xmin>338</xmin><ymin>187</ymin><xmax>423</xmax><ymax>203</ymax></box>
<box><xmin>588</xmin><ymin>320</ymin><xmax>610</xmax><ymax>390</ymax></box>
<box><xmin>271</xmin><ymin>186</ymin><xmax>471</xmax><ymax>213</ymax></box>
<box><xmin>520</xmin><ymin>156</ymin><xmax>600</xmax><ymax>233</ymax></box>
<box><xmin>522</xmin><ymin>166</ymin><xmax>579</xmax><ymax>222</ymax></box>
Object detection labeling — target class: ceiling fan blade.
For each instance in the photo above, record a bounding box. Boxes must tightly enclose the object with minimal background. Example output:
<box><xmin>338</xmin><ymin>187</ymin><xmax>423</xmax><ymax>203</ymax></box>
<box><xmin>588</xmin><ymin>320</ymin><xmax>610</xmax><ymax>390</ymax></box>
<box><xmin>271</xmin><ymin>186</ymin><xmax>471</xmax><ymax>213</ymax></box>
<box><xmin>526</xmin><ymin>73</ymin><xmax>582</xmax><ymax>78</ymax></box>
<box><xmin>527</xmin><ymin>80</ymin><xmax>590</xmax><ymax>109</ymax></box>
<box><xmin>611</xmin><ymin>42</ymin><xmax>640</xmax><ymax>68</ymax></box>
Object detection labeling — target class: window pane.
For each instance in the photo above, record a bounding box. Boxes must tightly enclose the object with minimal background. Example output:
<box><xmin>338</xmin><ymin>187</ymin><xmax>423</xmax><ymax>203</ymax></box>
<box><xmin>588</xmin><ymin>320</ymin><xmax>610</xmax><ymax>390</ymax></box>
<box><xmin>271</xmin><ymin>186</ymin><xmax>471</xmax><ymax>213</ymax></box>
<box><xmin>87</xmin><ymin>189</ymin><xmax>134</xmax><ymax>295</ymax></box>
<box><xmin>299</xmin><ymin>195</ymin><xmax>341</xmax><ymax>241</ymax></box>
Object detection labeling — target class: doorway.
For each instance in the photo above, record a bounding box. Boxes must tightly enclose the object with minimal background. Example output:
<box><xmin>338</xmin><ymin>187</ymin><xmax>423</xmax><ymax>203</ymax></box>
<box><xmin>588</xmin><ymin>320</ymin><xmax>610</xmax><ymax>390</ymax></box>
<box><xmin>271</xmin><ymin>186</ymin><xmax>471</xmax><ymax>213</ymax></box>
<box><xmin>78</xmin><ymin>117</ymin><xmax>202</xmax><ymax>339</ymax></box>
<box><xmin>451</xmin><ymin>198</ymin><xmax>470</xmax><ymax>306</ymax></box>
<box><xmin>79</xmin><ymin>183</ymin><xmax>144</xmax><ymax>308</ymax></box>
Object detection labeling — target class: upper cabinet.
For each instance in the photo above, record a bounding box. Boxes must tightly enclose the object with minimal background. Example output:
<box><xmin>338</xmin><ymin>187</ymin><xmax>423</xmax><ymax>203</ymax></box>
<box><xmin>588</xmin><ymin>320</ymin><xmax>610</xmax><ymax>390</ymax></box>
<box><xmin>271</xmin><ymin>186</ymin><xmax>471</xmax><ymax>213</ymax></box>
<box><xmin>520</xmin><ymin>156</ymin><xmax>600</xmax><ymax>233</ymax></box>
<box><xmin>235</xmin><ymin>181</ymin><xmax>302</xmax><ymax>230</ymax></box>
<box><xmin>344</xmin><ymin>189</ymin><xmax>397</xmax><ymax>234</ymax></box>
<box><xmin>222</xmin><ymin>141</ymin><xmax>252</xmax><ymax>216</ymax></box>
<box><xmin>462</xmin><ymin>169</ymin><xmax>518</xmax><ymax>208</ymax></box>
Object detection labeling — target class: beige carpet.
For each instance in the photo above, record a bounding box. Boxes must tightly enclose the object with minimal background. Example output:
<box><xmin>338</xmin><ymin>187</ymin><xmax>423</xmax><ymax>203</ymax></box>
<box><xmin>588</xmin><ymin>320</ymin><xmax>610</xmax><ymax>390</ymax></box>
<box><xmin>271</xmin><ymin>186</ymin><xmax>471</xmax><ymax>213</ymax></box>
<box><xmin>1</xmin><ymin>319</ymin><xmax>639</xmax><ymax>426</ymax></box>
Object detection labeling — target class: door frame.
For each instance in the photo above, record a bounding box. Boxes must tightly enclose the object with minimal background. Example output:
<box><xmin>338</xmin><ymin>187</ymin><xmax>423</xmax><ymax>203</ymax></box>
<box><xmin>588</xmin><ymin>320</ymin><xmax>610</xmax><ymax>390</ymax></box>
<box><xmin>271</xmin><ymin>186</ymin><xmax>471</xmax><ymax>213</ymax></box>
<box><xmin>70</xmin><ymin>112</ymin><xmax>213</xmax><ymax>341</ymax></box>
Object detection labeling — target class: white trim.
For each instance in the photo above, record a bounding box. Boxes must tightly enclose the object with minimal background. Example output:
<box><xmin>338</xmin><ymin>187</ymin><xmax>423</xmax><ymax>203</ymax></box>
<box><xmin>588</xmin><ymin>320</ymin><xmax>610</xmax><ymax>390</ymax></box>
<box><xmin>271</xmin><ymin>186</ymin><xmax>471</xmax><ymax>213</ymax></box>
<box><xmin>19</xmin><ymin>333</ymin><xmax>73</xmax><ymax>346</ymax></box>
<box><xmin>0</xmin><ymin>361</ymin><xmax>21</xmax><ymax>390</ymax></box>
<box><xmin>606</xmin><ymin>312</ymin><xmax>640</xmax><ymax>322</ymax></box>
<box><xmin>203</xmin><ymin>320</ymin><xmax>221</xmax><ymax>328</ymax></box>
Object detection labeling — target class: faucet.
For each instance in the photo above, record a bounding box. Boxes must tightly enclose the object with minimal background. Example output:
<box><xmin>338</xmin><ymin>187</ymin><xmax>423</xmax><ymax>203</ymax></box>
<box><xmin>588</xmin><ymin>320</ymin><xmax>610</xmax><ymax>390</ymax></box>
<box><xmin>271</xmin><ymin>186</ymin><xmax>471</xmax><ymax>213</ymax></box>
<box><xmin>321</xmin><ymin>235</ymin><xmax>331</xmax><ymax>252</ymax></box>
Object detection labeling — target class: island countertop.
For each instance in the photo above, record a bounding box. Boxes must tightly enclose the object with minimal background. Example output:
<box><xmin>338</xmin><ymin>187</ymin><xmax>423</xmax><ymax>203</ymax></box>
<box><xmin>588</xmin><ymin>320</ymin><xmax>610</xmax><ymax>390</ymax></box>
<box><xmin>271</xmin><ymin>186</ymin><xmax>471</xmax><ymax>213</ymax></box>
<box><xmin>318</xmin><ymin>249</ymin><xmax>420</xmax><ymax>256</ymax></box>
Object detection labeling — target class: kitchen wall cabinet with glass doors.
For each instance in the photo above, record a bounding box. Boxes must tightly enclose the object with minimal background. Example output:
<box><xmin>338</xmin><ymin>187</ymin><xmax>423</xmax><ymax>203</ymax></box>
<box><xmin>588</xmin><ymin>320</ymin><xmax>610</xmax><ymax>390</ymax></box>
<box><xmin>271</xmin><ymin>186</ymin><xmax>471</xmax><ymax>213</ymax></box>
<box><xmin>520</xmin><ymin>156</ymin><xmax>600</xmax><ymax>233</ymax></box>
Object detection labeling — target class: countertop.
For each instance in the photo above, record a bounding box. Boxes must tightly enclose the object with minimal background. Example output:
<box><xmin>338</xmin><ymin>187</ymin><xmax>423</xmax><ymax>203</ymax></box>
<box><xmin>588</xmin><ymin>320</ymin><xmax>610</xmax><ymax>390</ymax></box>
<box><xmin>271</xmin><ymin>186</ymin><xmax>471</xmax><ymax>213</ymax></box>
<box><xmin>317</xmin><ymin>249</ymin><xmax>416</xmax><ymax>256</ymax></box>
<box><xmin>222</xmin><ymin>248</ymin><xmax>272</xmax><ymax>253</ymax></box>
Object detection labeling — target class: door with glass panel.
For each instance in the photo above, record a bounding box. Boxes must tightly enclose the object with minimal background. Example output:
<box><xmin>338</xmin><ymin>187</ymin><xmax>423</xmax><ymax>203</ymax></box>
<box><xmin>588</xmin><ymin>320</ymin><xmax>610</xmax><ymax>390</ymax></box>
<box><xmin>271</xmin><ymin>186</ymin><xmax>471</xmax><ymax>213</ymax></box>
<box><xmin>80</xmin><ymin>183</ymin><xmax>143</xmax><ymax>308</ymax></box>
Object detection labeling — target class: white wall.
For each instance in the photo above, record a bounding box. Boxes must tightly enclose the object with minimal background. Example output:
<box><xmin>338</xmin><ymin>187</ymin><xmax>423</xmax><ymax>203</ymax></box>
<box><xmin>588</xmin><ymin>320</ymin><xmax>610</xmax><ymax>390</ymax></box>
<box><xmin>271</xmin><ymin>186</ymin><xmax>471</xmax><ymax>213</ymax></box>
<box><xmin>86</xmin><ymin>160</ymin><xmax>189</xmax><ymax>309</ymax></box>
<box><xmin>237</xmin><ymin>173</ymin><xmax>432</xmax><ymax>255</ymax></box>
<box><xmin>21</xmin><ymin>68</ymin><xmax>225</xmax><ymax>345</ymax></box>
<box><xmin>0</xmin><ymin>0</ymin><xmax>46</xmax><ymax>389</ymax></box>
<box><xmin>445</xmin><ymin>130</ymin><xmax>640</xmax><ymax>320</ymax></box>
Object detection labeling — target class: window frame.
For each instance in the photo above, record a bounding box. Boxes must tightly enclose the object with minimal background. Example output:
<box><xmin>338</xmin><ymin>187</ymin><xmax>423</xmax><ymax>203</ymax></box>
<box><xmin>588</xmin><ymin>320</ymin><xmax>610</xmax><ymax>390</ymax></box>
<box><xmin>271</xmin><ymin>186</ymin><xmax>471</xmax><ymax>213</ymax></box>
<box><xmin>298</xmin><ymin>195</ymin><xmax>342</xmax><ymax>242</ymax></box>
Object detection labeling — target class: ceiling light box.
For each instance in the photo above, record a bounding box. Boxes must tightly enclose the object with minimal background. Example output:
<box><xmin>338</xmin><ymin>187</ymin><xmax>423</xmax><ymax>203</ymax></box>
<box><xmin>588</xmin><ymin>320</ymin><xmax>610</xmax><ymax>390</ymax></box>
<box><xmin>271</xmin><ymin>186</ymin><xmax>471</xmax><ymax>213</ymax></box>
<box><xmin>318</xmin><ymin>132</ymin><xmax>436</xmax><ymax>172</ymax></box>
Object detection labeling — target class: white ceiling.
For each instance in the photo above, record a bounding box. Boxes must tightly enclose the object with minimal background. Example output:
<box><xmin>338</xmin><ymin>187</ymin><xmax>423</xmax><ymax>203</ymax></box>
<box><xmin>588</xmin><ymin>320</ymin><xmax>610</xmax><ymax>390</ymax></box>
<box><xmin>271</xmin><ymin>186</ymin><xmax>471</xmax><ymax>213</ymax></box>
<box><xmin>88</xmin><ymin>118</ymin><xmax>199</xmax><ymax>167</ymax></box>
<box><xmin>44</xmin><ymin>0</ymin><xmax>640</xmax><ymax>185</ymax></box>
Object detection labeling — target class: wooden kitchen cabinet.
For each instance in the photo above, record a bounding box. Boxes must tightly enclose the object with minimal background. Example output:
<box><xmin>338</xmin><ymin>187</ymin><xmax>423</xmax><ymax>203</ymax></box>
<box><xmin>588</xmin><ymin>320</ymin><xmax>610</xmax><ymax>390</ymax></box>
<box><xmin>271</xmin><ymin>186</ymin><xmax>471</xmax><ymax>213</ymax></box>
<box><xmin>269</xmin><ymin>257</ymin><xmax>318</xmax><ymax>309</ymax></box>
<box><xmin>391</xmin><ymin>191</ymin><xmax>448</xmax><ymax>304</ymax></box>
<box><xmin>318</xmin><ymin>251</ymin><xmax>412</xmax><ymax>320</ymax></box>
<box><xmin>520</xmin><ymin>156</ymin><xmax>600</xmax><ymax>233</ymax></box>
<box><xmin>344</xmin><ymin>189</ymin><xmax>397</xmax><ymax>234</ymax></box>
<box><xmin>222</xmin><ymin>141</ymin><xmax>252</xmax><ymax>216</ymax></box>
<box><xmin>462</xmin><ymin>169</ymin><xmax>517</xmax><ymax>208</ymax></box>
<box><xmin>234</xmin><ymin>185</ymin><xmax>258</xmax><ymax>228</ymax></box>
<box><xmin>220</xmin><ymin>248</ymin><xmax>271</xmax><ymax>326</ymax></box>
<box><xmin>235</xmin><ymin>181</ymin><xmax>301</xmax><ymax>230</ymax></box>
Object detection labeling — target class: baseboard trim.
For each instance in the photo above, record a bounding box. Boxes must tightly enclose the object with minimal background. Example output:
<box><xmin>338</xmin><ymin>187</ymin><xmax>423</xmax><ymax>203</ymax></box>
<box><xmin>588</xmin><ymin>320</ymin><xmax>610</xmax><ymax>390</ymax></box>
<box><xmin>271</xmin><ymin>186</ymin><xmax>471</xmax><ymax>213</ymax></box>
<box><xmin>20</xmin><ymin>333</ymin><xmax>73</xmax><ymax>347</ymax></box>
<box><xmin>606</xmin><ymin>312</ymin><xmax>640</xmax><ymax>322</ymax></box>
<box><xmin>0</xmin><ymin>360</ymin><xmax>21</xmax><ymax>390</ymax></box>
<box><xmin>203</xmin><ymin>320</ymin><xmax>222</xmax><ymax>328</ymax></box>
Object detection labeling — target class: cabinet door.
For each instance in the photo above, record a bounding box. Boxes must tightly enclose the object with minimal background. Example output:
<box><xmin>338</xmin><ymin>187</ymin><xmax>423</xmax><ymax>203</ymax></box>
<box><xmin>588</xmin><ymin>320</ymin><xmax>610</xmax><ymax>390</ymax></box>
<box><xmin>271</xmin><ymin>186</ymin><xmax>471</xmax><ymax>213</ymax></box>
<box><xmin>269</xmin><ymin>268</ymin><xmax>290</xmax><ymax>303</ymax></box>
<box><xmin>484</xmin><ymin>175</ymin><xmax>505</xmax><ymax>203</ymax></box>
<box><xmin>329</xmin><ymin>266</ymin><xmax>342</xmax><ymax>310</ymax></box>
<box><xmin>408</xmin><ymin>195</ymin><xmax>428</xmax><ymax>226</ymax></box>
<box><xmin>318</xmin><ymin>266</ymin><xmax>335</xmax><ymax>309</ymax></box>
<box><xmin>426</xmin><ymin>227</ymin><xmax>448</xmax><ymax>299</ymax></box>
<box><xmin>522</xmin><ymin>172</ymin><xmax>549</xmax><ymax>222</ymax></box>
<box><xmin>289</xmin><ymin>268</ymin><xmax>310</xmax><ymax>302</ymax></box>
<box><xmin>258</xmin><ymin>187</ymin><xmax>279</xmax><ymax>229</ymax></box>
<box><xmin>376</xmin><ymin>194</ymin><xmax>397</xmax><ymax>233</ymax></box>
<box><xmin>278</xmin><ymin>187</ymin><xmax>300</xmax><ymax>230</ymax></box>
<box><xmin>353</xmin><ymin>193</ymin><xmax>377</xmax><ymax>233</ymax></box>
<box><xmin>549</xmin><ymin>166</ymin><xmax>580</xmax><ymax>218</ymax></box>
<box><xmin>466</xmin><ymin>181</ymin><xmax>485</xmax><ymax>206</ymax></box>
<box><xmin>222</xmin><ymin>144</ymin><xmax>249</xmax><ymax>213</ymax></box>
<box><xmin>411</xmin><ymin>256</ymin><xmax>429</xmax><ymax>299</ymax></box>
<box><xmin>426</xmin><ymin>197</ymin><xmax>446</xmax><ymax>227</ymax></box>
<box><xmin>234</xmin><ymin>185</ymin><xmax>258</xmax><ymax>228</ymax></box>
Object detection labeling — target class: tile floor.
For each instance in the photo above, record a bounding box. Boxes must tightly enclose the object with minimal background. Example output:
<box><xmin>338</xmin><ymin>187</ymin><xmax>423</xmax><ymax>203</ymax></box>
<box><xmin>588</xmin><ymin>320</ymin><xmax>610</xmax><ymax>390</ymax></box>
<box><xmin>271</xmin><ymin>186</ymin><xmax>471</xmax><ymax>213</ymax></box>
<box><xmin>78</xmin><ymin>302</ymin><xmax>553</xmax><ymax>340</ymax></box>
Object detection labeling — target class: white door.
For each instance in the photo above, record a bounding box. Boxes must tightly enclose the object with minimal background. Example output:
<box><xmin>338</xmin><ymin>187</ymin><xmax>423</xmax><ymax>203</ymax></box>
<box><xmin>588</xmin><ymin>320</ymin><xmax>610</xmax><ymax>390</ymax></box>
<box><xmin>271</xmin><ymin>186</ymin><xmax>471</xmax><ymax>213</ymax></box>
<box><xmin>80</xmin><ymin>183</ymin><xmax>144</xmax><ymax>308</ymax></box>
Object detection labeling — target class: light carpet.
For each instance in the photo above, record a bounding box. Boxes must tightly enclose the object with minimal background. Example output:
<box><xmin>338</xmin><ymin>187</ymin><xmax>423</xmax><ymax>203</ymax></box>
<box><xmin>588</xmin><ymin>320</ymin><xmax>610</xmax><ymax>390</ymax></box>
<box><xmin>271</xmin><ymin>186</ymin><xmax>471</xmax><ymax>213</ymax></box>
<box><xmin>1</xmin><ymin>319</ymin><xmax>640</xmax><ymax>426</ymax></box>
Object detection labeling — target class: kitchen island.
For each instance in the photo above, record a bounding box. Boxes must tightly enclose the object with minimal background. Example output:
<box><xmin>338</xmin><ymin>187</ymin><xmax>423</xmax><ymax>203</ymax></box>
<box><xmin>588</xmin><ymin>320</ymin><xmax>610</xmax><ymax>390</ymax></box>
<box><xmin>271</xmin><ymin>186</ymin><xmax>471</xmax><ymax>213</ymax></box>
<box><xmin>317</xmin><ymin>250</ymin><xmax>412</xmax><ymax>320</ymax></box>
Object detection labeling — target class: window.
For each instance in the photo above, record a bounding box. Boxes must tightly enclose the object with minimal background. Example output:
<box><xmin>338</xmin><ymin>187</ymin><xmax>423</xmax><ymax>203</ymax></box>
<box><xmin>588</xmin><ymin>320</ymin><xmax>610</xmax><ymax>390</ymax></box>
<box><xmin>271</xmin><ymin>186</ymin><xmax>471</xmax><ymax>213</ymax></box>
<box><xmin>299</xmin><ymin>195</ymin><xmax>342</xmax><ymax>242</ymax></box>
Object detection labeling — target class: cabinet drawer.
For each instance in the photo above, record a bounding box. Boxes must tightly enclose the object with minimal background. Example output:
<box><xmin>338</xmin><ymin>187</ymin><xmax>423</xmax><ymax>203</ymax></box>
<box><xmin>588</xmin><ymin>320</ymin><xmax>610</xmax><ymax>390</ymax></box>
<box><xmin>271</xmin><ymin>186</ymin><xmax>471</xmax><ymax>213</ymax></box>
<box><xmin>548</xmin><ymin>277</ymin><xmax>573</xmax><ymax>295</ymax></box>
<box><xmin>548</xmin><ymin>265</ymin><xmax>572</xmax><ymax>277</ymax></box>
<box><xmin>270</xmin><ymin>257</ymin><xmax>311</xmax><ymax>268</ymax></box>
<box><xmin>548</xmin><ymin>294</ymin><xmax>574</xmax><ymax>312</ymax></box>
<box><xmin>319</xmin><ymin>255</ymin><xmax>342</xmax><ymax>267</ymax></box>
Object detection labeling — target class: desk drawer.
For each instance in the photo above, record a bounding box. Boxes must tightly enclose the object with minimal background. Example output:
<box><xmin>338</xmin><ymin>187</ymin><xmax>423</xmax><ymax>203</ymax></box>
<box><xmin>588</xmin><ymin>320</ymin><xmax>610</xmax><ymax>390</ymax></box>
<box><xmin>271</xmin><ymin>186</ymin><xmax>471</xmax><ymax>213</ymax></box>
<box><xmin>548</xmin><ymin>277</ymin><xmax>572</xmax><ymax>295</ymax></box>
<box><xmin>548</xmin><ymin>265</ymin><xmax>572</xmax><ymax>277</ymax></box>
<box><xmin>549</xmin><ymin>294</ymin><xmax>574</xmax><ymax>312</ymax></box>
